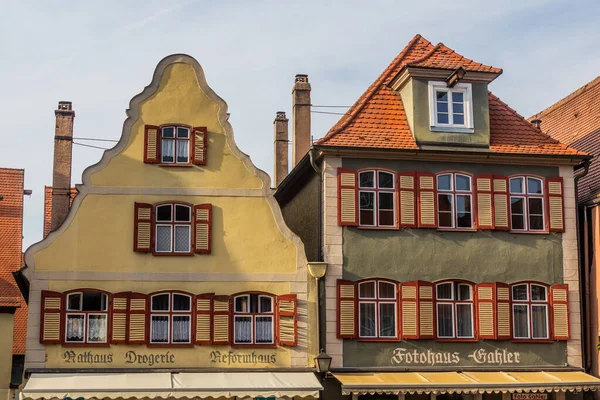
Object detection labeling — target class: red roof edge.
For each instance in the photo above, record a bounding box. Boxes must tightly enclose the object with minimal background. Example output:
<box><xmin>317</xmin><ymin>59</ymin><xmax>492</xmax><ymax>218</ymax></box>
<box><xmin>530</xmin><ymin>76</ymin><xmax>600</xmax><ymax>121</ymax></box>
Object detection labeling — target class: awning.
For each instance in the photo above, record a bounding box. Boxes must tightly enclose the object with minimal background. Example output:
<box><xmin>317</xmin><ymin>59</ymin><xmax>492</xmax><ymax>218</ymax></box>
<box><xmin>21</xmin><ymin>372</ymin><xmax>322</xmax><ymax>400</ymax></box>
<box><xmin>333</xmin><ymin>371</ymin><xmax>600</xmax><ymax>395</ymax></box>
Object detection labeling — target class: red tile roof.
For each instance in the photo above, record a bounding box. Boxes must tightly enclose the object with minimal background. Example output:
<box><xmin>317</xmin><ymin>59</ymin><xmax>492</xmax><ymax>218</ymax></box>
<box><xmin>43</xmin><ymin>186</ymin><xmax>77</xmax><ymax>238</ymax></box>
<box><xmin>317</xmin><ymin>34</ymin><xmax>586</xmax><ymax>158</ymax></box>
<box><xmin>0</xmin><ymin>168</ymin><xmax>27</xmax><ymax>354</ymax></box>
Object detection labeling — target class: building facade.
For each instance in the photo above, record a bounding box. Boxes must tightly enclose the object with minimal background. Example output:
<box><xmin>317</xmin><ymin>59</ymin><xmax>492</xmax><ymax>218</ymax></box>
<box><xmin>276</xmin><ymin>34</ymin><xmax>600</xmax><ymax>399</ymax></box>
<box><xmin>21</xmin><ymin>55</ymin><xmax>322</xmax><ymax>400</ymax></box>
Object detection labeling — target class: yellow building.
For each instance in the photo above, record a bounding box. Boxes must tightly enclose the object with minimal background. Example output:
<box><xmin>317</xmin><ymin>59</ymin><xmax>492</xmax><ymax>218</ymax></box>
<box><xmin>20</xmin><ymin>55</ymin><xmax>324</xmax><ymax>400</ymax></box>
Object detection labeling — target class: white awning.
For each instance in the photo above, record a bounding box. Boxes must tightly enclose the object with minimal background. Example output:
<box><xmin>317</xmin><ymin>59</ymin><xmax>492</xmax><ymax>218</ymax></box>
<box><xmin>22</xmin><ymin>372</ymin><xmax>322</xmax><ymax>400</ymax></box>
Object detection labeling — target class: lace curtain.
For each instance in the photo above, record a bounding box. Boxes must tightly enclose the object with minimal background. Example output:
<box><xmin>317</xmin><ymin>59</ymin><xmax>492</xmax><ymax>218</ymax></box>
<box><xmin>177</xmin><ymin>140</ymin><xmax>189</xmax><ymax>163</ymax></box>
<box><xmin>66</xmin><ymin>315</ymin><xmax>84</xmax><ymax>342</ymax></box>
<box><xmin>151</xmin><ymin>316</ymin><xmax>169</xmax><ymax>342</ymax></box>
<box><xmin>531</xmin><ymin>305</ymin><xmax>548</xmax><ymax>338</ymax></box>
<box><xmin>235</xmin><ymin>316</ymin><xmax>252</xmax><ymax>343</ymax></box>
<box><xmin>255</xmin><ymin>316</ymin><xmax>273</xmax><ymax>343</ymax></box>
<box><xmin>172</xmin><ymin>316</ymin><xmax>190</xmax><ymax>343</ymax></box>
<box><xmin>162</xmin><ymin>139</ymin><xmax>174</xmax><ymax>162</ymax></box>
<box><xmin>88</xmin><ymin>315</ymin><xmax>107</xmax><ymax>342</ymax></box>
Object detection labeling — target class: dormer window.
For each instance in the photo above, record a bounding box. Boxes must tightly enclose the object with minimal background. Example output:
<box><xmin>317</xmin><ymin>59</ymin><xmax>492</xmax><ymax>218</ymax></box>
<box><xmin>428</xmin><ymin>81</ymin><xmax>474</xmax><ymax>132</ymax></box>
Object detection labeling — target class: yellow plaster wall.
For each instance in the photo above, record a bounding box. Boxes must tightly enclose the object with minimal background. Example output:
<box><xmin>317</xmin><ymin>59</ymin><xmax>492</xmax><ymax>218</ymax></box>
<box><xmin>90</xmin><ymin>63</ymin><xmax>263</xmax><ymax>189</ymax></box>
<box><xmin>0</xmin><ymin>314</ymin><xmax>14</xmax><ymax>394</ymax></box>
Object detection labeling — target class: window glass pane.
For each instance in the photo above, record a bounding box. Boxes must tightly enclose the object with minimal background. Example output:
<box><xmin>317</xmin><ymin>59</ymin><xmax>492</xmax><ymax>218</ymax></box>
<box><xmin>175</xmin><ymin>205</ymin><xmax>190</xmax><ymax>222</ymax></box>
<box><xmin>162</xmin><ymin>139</ymin><xmax>174</xmax><ymax>163</ymax></box>
<box><xmin>530</xmin><ymin>215</ymin><xmax>544</xmax><ymax>231</ymax></box>
<box><xmin>439</xmin><ymin>212</ymin><xmax>453</xmax><ymax>228</ymax></box>
<box><xmin>512</xmin><ymin>285</ymin><xmax>528</xmax><ymax>301</ymax></box>
<box><xmin>437</xmin><ymin>102</ymin><xmax>449</xmax><ymax>113</ymax></box>
<box><xmin>437</xmin><ymin>113</ymin><xmax>449</xmax><ymax>124</ymax></box>
<box><xmin>151</xmin><ymin>316</ymin><xmax>169</xmax><ymax>343</ymax></box>
<box><xmin>452</xmin><ymin>92</ymin><xmax>464</xmax><ymax>103</ymax></box>
<box><xmin>511</xmin><ymin>214</ymin><xmax>525</xmax><ymax>230</ymax></box>
<box><xmin>513</xmin><ymin>305</ymin><xmax>529</xmax><ymax>338</ymax></box>
<box><xmin>359</xmin><ymin>303</ymin><xmax>376</xmax><ymax>337</ymax></box>
<box><xmin>156</xmin><ymin>205</ymin><xmax>172</xmax><ymax>222</ymax></box>
<box><xmin>360</xmin><ymin>210</ymin><xmax>374</xmax><ymax>226</ymax></box>
<box><xmin>529</xmin><ymin>197</ymin><xmax>543</xmax><ymax>215</ymax></box>
<box><xmin>456</xmin><ymin>195</ymin><xmax>472</xmax><ymax>228</ymax></box>
<box><xmin>172</xmin><ymin>315</ymin><xmax>190</xmax><ymax>343</ymax></box>
<box><xmin>531</xmin><ymin>305</ymin><xmax>548</xmax><ymax>339</ymax></box>
<box><xmin>453</xmin><ymin>114</ymin><xmax>465</xmax><ymax>125</ymax></box>
<box><xmin>379</xmin><ymin>193</ymin><xmax>395</xmax><ymax>226</ymax></box>
<box><xmin>176</xmin><ymin>140</ymin><xmax>189</xmax><ymax>163</ymax></box>
<box><xmin>156</xmin><ymin>226</ymin><xmax>172</xmax><ymax>252</ymax></box>
<box><xmin>88</xmin><ymin>315</ymin><xmax>107</xmax><ymax>342</ymax></box>
<box><xmin>173</xmin><ymin>294</ymin><xmax>191</xmax><ymax>311</ymax></box>
<box><xmin>359</xmin><ymin>171</ymin><xmax>375</xmax><ymax>188</ymax></box>
<box><xmin>359</xmin><ymin>282</ymin><xmax>376</xmax><ymax>299</ymax></box>
<box><xmin>379</xmin><ymin>210</ymin><xmax>394</xmax><ymax>226</ymax></box>
<box><xmin>67</xmin><ymin>293</ymin><xmax>81</xmax><ymax>311</ymax></box>
<box><xmin>174</xmin><ymin>226</ymin><xmax>190</xmax><ymax>252</ymax></box>
<box><xmin>458</xmin><ymin>284</ymin><xmax>471</xmax><ymax>300</ymax></box>
<box><xmin>511</xmin><ymin>197</ymin><xmax>524</xmax><ymax>214</ymax></box>
<box><xmin>531</xmin><ymin>285</ymin><xmax>546</xmax><ymax>301</ymax></box>
<box><xmin>437</xmin><ymin>283</ymin><xmax>453</xmax><ymax>300</ymax></box>
<box><xmin>378</xmin><ymin>172</ymin><xmax>394</xmax><ymax>188</ymax></box>
<box><xmin>437</xmin><ymin>174</ymin><xmax>452</xmax><ymax>191</ymax></box>
<box><xmin>455</xmin><ymin>175</ymin><xmax>471</xmax><ymax>191</ymax></box>
<box><xmin>162</xmin><ymin>127</ymin><xmax>175</xmax><ymax>138</ymax></box>
<box><xmin>378</xmin><ymin>282</ymin><xmax>396</xmax><ymax>299</ymax></box>
<box><xmin>82</xmin><ymin>292</ymin><xmax>108</xmax><ymax>311</ymax></box>
<box><xmin>259</xmin><ymin>296</ymin><xmax>272</xmax><ymax>313</ymax></box>
<box><xmin>249</xmin><ymin>294</ymin><xmax>259</xmax><ymax>313</ymax></box>
<box><xmin>177</xmin><ymin>127</ymin><xmax>189</xmax><ymax>138</ymax></box>
<box><xmin>456</xmin><ymin>304</ymin><xmax>473</xmax><ymax>337</ymax></box>
<box><xmin>256</xmin><ymin>316</ymin><xmax>273</xmax><ymax>343</ymax></box>
<box><xmin>436</xmin><ymin>91</ymin><xmax>448</xmax><ymax>102</ymax></box>
<box><xmin>66</xmin><ymin>315</ymin><xmax>85</xmax><ymax>342</ymax></box>
<box><xmin>235</xmin><ymin>296</ymin><xmax>249</xmax><ymax>313</ymax></box>
<box><xmin>360</xmin><ymin>192</ymin><xmax>375</xmax><ymax>225</ymax></box>
<box><xmin>152</xmin><ymin>294</ymin><xmax>170</xmax><ymax>311</ymax></box>
<box><xmin>453</xmin><ymin>103</ymin><xmax>464</xmax><ymax>114</ymax></box>
<box><xmin>510</xmin><ymin>177</ymin><xmax>524</xmax><ymax>194</ymax></box>
<box><xmin>527</xmin><ymin>178</ymin><xmax>543</xmax><ymax>194</ymax></box>
<box><xmin>437</xmin><ymin>304</ymin><xmax>453</xmax><ymax>337</ymax></box>
<box><xmin>379</xmin><ymin>303</ymin><xmax>396</xmax><ymax>337</ymax></box>
<box><xmin>438</xmin><ymin>194</ymin><xmax>453</xmax><ymax>212</ymax></box>
<box><xmin>234</xmin><ymin>316</ymin><xmax>252</xmax><ymax>343</ymax></box>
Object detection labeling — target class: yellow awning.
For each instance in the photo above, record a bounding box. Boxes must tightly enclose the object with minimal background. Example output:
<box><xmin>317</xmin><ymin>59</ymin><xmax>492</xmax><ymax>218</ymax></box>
<box><xmin>333</xmin><ymin>371</ymin><xmax>600</xmax><ymax>395</ymax></box>
<box><xmin>22</xmin><ymin>372</ymin><xmax>322</xmax><ymax>400</ymax></box>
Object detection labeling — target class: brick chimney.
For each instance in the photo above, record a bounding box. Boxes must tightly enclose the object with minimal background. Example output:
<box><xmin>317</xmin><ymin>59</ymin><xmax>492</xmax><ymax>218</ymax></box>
<box><xmin>273</xmin><ymin>111</ymin><xmax>289</xmax><ymax>187</ymax></box>
<box><xmin>292</xmin><ymin>74</ymin><xmax>311</xmax><ymax>167</ymax></box>
<box><xmin>50</xmin><ymin>101</ymin><xmax>75</xmax><ymax>232</ymax></box>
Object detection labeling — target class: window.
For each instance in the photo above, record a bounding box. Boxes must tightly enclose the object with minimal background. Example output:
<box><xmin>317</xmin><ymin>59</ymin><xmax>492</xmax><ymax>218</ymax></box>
<box><xmin>437</xmin><ymin>173</ymin><xmax>473</xmax><ymax>229</ymax></box>
<box><xmin>512</xmin><ymin>283</ymin><xmax>549</xmax><ymax>340</ymax></box>
<box><xmin>155</xmin><ymin>203</ymin><xmax>192</xmax><ymax>254</ymax></box>
<box><xmin>161</xmin><ymin>126</ymin><xmax>190</xmax><ymax>164</ymax></box>
<box><xmin>436</xmin><ymin>282</ymin><xmax>474</xmax><ymax>339</ymax></box>
<box><xmin>150</xmin><ymin>293</ymin><xmax>192</xmax><ymax>344</ymax></box>
<box><xmin>428</xmin><ymin>82</ymin><xmax>474</xmax><ymax>130</ymax></box>
<box><xmin>358</xmin><ymin>280</ymin><xmax>397</xmax><ymax>339</ymax></box>
<box><xmin>233</xmin><ymin>294</ymin><xmax>274</xmax><ymax>345</ymax></box>
<box><xmin>65</xmin><ymin>291</ymin><xmax>108</xmax><ymax>344</ymax></box>
<box><xmin>510</xmin><ymin>176</ymin><xmax>545</xmax><ymax>232</ymax></box>
<box><xmin>358</xmin><ymin>170</ymin><xmax>396</xmax><ymax>227</ymax></box>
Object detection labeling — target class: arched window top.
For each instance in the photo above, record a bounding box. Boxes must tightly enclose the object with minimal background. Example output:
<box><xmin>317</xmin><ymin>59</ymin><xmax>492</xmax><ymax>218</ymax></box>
<box><xmin>150</xmin><ymin>291</ymin><xmax>193</xmax><ymax>312</ymax></box>
<box><xmin>510</xmin><ymin>282</ymin><xmax>549</xmax><ymax>302</ymax></box>
<box><xmin>510</xmin><ymin>282</ymin><xmax>550</xmax><ymax>340</ymax></box>
<box><xmin>358</xmin><ymin>169</ymin><xmax>396</xmax><ymax>189</ymax></box>
<box><xmin>509</xmin><ymin>175</ymin><xmax>544</xmax><ymax>195</ymax></box>
<box><xmin>65</xmin><ymin>290</ymin><xmax>109</xmax><ymax>312</ymax></box>
<box><xmin>436</xmin><ymin>172</ymin><xmax>473</xmax><ymax>192</ymax></box>
<box><xmin>435</xmin><ymin>281</ymin><xmax>474</xmax><ymax>301</ymax></box>
<box><xmin>155</xmin><ymin>203</ymin><xmax>193</xmax><ymax>223</ymax></box>
<box><xmin>357</xmin><ymin>279</ymin><xmax>398</xmax><ymax>300</ymax></box>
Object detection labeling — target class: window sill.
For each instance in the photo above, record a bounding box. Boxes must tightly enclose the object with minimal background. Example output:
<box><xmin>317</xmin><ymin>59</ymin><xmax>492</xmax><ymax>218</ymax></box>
<box><xmin>509</xmin><ymin>230</ymin><xmax>550</xmax><ymax>235</ymax></box>
<box><xmin>357</xmin><ymin>225</ymin><xmax>399</xmax><ymax>230</ymax></box>
<box><xmin>357</xmin><ymin>337</ymin><xmax>400</xmax><ymax>342</ymax></box>
<box><xmin>429</xmin><ymin>126</ymin><xmax>474</xmax><ymax>134</ymax></box>
<box><xmin>158</xmin><ymin>163</ymin><xmax>193</xmax><ymax>168</ymax></box>
<box><xmin>436</xmin><ymin>228</ymin><xmax>478</xmax><ymax>233</ymax></box>
<box><xmin>435</xmin><ymin>338</ymin><xmax>478</xmax><ymax>343</ymax></box>
<box><xmin>147</xmin><ymin>343</ymin><xmax>195</xmax><ymax>348</ymax></box>
<box><xmin>62</xmin><ymin>342</ymin><xmax>111</xmax><ymax>347</ymax></box>
<box><xmin>231</xmin><ymin>343</ymin><xmax>278</xmax><ymax>349</ymax></box>
<box><xmin>511</xmin><ymin>339</ymin><xmax>554</xmax><ymax>344</ymax></box>
<box><xmin>151</xmin><ymin>252</ymin><xmax>194</xmax><ymax>256</ymax></box>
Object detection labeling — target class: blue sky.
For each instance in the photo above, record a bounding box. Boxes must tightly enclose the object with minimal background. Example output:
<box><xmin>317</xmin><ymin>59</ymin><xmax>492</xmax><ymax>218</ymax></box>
<box><xmin>1</xmin><ymin>0</ymin><xmax>599</xmax><ymax>248</ymax></box>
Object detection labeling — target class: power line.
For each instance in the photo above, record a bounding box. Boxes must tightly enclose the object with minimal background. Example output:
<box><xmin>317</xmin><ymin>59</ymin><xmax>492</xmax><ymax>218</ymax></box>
<box><xmin>73</xmin><ymin>141</ymin><xmax>110</xmax><ymax>150</ymax></box>
<box><xmin>311</xmin><ymin>105</ymin><xmax>350</xmax><ymax>108</ymax></box>
<box><xmin>311</xmin><ymin>110</ymin><xmax>346</xmax><ymax>115</ymax></box>
<box><xmin>72</xmin><ymin>137</ymin><xmax>119</xmax><ymax>143</ymax></box>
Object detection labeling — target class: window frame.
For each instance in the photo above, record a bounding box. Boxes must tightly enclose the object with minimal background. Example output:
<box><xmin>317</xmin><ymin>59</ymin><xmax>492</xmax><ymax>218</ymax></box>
<box><xmin>64</xmin><ymin>289</ymin><xmax>109</xmax><ymax>345</ymax></box>
<box><xmin>428</xmin><ymin>81</ymin><xmax>474</xmax><ymax>131</ymax></box>
<box><xmin>509</xmin><ymin>175</ymin><xmax>547</xmax><ymax>233</ymax></box>
<box><xmin>160</xmin><ymin>124</ymin><xmax>192</xmax><ymax>165</ymax></box>
<box><xmin>436</xmin><ymin>172</ymin><xmax>474</xmax><ymax>230</ymax></box>
<box><xmin>358</xmin><ymin>169</ymin><xmax>398</xmax><ymax>229</ymax></box>
<box><xmin>511</xmin><ymin>282</ymin><xmax>550</xmax><ymax>341</ymax></box>
<box><xmin>435</xmin><ymin>280</ymin><xmax>475</xmax><ymax>341</ymax></box>
<box><xmin>149</xmin><ymin>291</ymin><xmax>193</xmax><ymax>345</ymax></box>
<box><xmin>153</xmin><ymin>202</ymin><xmax>193</xmax><ymax>256</ymax></box>
<box><xmin>357</xmin><ymin>279</ymin><xmax>399</xmax><ymax>340</ymax></box>
<box><xmin>232</xmin><ymin>292</ymin><xmax>276</xmax><ymax>347</ymax></box>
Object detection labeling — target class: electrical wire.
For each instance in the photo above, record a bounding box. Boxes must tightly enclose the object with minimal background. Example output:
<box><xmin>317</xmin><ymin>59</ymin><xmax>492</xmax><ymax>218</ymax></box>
<box><xmin>311</xmin><ymin>110</ymin><xmax>346</xmax><ymax>115</ymax></box>
<box><xmin>72</xmin><ymin>137</ymin><xmax>119</xmax><ymax>143</ymax></box>
<box><xmin>311</xmin><ymin>105</ymin><xmax>350</xmax><ymax>108</ymax></box>
<box><xmin>73</xmin><ymin>141</ymin><xmax>110</xmax><ymax>150</ymax></box>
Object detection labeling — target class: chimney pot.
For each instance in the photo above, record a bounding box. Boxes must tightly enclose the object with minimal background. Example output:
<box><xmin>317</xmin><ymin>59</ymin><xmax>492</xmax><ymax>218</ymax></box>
<box><xmin>531</xmin><ymin>119</ymin><xmax>542</xmax><ymax>129</ymax></box>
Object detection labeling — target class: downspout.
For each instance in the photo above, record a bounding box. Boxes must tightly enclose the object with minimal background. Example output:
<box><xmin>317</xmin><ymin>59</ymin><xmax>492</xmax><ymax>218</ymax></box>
<box><xmin>584</xmin><ymin>204</ymin><xmax>592</xmax><ymax>372</ymax></box>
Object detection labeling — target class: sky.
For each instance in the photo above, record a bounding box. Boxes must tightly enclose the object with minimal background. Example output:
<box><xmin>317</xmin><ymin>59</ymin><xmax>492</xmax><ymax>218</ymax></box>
<box><xmin>1</xmin><ymin>0</ymin><xmax>599</xmax><ymax>249</ymax></box>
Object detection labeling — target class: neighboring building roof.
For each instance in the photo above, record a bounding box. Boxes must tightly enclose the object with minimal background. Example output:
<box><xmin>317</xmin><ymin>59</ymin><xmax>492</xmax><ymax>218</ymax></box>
<box><xmin>0</xmin><ymin>168</ymin><xmax>27</xmax><ymax>354</ymax></box>
<box><xmin>317</xmin><ymin>34</ymin><xmax>585</xmax><ymax>158</ymax></box>
<box><xmin>43</xmin><ymin>186</ymin><xmax>77</xmax><ymax>238</ymax></box>
<box><xmin>569</xmin><ymin>128</ymin><xmax>600</xmax><ymax>204</ymax></box>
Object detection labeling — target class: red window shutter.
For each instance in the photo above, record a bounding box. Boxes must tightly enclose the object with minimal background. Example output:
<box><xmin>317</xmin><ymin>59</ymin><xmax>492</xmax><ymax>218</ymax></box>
<box><xmin>134</xmin><ymin>203</ymin><xmax>153</xmax><ymax>253</ymax></box>
<box><xmin>40</xmin><ymin>291</ymin><xmax>64</xmax><ymax>344</ymax></box>
<box><xmin>547</xmin><ymin>178</ymin><xmax>565</xmax><ymax>232</ymax></box>
<box><xmin>417</xmin><ymin>172</ymin><xmax>437</xmax><ymax>228</ymax></box>
<box><xmin>212</xmin><ymin>295</ymin><xmax>230</xmax><ymax>345</ymax></box>
<box><xmin>127</xmin><ymin>293</ymin><xmax>148</xmax><ymax>344</ymax></box>
<box><xmin>194</xmin><ymin>204</ymin><xmax>212</xmax><ymax>254</ymax></box>
<box><xmin>337</xmin><ymin>280</ymin><xmax>357</xmax><ymax>339</ymax></box>
<box><xmin>144</xmin><ymin>125</ymin><xmax>160</xmax><ymax>163</ymax></box>
<box><xmin>476</xmin><ymin>283</ymin><xmax>496</xmax><ymax>339</ymax></box>
<box><xmin>398</xmin><ymin>172</ymin><xmax>417</xmax><ymax>228</ymax></box>
<box><xmin>400</xmin><ymin>281</ymin><xmax>418</xmax><ymax>339</ymax></box>
<box><xmin>492</xmin><ymin>175</ymin><xmax>510</xmax><ymax>230</ymax></box>
<box><xmin>475</xmin><ymin>174</ymin><xmax>494</xmax><ymax>230</ymax></box>
<box><xmin>551</xmin><ymin>284</ymin><xmax>570</xmax><ymax>340</ymax></box>
<box><xmin>496</xmin><ymin>283</ymin><xmax>512</xmax><ymax>340</ymax></box>
<box><xmin>192</xmin><ymin>127</ymin><xmax>208</xmax><ymax>165</ymax></box>
<box><xmin>111</xmin><ymin>292</ymin><xmax>129</xmax><ymax>344</ymax></box>
<box><xmin>195</xmin><ymin>293</ymin><xmax>213</xmax><ymax>345</ymax></box>
<box><xmin>277</xmin><ymin>294</ymin><xmax>298</xmax><ymax>346</ymax></box>
<box><xmin>338</xmin><ymin>168</ymin><xmax>359</xmax><ymax>226</ymax></box>
<box><xmin>417</xmin><ymin>281</ymin><xmax>435</xmax><ymax>339</ymax></box>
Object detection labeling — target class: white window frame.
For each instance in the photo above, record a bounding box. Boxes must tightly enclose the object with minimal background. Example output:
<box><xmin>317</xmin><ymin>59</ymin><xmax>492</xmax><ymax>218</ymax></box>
<box><xmin>150</xmin><ymin>293</ymin><xmax>192</xmax><ymax>344</ymax></box>
<box><xmin>86</xmin><ymin>313</ymin><xmax>108</xmax><ymax>344</ymax></box>
<box><xmin>436</xmin><ymin>173</ymin><xmax>474</xmax><ymax>229</ymax></box>
<box><xmin>154</xmin><ymin>203</ymin><xmax>192</xmax><ymax>253</ymax></box>
<box><xmin>233</xmin><ymin>294</ymin><xmax>275</xmax><ymax>345</ymax></box>
<box><xmin>65</xmin><ymin>313</ymin><xmax>86</xmax><ymax>343</ymax></box>
<box><xmin>358</xmin><ymin>280</ymin><xmax>397</xmax><ymax>339</ymax></box>
<box><xmin>161</xmin><ymin>126</ymin><xmax>190</xmax><ymax>164</ymax></box>
<box><xmin>435</xmin><ymin>282</ymin><xmax>474</xmax><ymax>339</ymax></box>
<box><xmin>511</xmin><ymin>283</ymin><xmax>549</xmax><ymax>340</ymax></box>
<box><xmin>65</xmin><ymin>291</ymin><xmax>108</xmax><ymax>344</ymax></box>
<box><xmin>358</xmin><ymin>170</ymin><xmax>397</xmax><ymax>228</ymax></box>
<box><xmin>509</xmin><ymin>176</ymin><xmax>546</xmax><ymax>232</ymax></box>
<box><xmin>428</xmin><ymin>81</ymin><xmax>474</xmax><ymax>131</ymax></box>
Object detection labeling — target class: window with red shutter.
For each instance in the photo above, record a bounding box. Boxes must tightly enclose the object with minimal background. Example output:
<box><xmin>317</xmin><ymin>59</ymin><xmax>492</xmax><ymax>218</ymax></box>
<box><xmin>337</xmin><ymin>280</ymin><xmax>357</xmax><ymax>339</ymax></box>
<box><xmin>40</xmin><ymin>291</ymin><xmax>64</xmax><ymax>344</ymax></box>
<box><xmin>192</xmin><ymin>127</ymin><xmax>208</xmax><ymax>165</ymax></box>
<box><xmin>337</xmin><ymin>168</ymin><xmax>359</xmax><ymax>226</ymax></box>
<box><xmin>195</xmin><ymin>293</ymin><xmax>213</xmax><ymax>345</ymax></box>
<box><xmin>193</xmin><ymin>204</ymin><xmax>212</xmax><ymax>254</ymax></box>
<box><xmin>277</xmin><ymin>294</ymin><xmax>297</xmax><ymax>346</ymax></box>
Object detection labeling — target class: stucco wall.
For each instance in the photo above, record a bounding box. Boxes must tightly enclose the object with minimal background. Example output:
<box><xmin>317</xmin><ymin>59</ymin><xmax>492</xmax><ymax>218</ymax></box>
<box><xmin>0</xmin><ymin>313</ymin><xmax>14</xmax><ymax>399</ymax></box>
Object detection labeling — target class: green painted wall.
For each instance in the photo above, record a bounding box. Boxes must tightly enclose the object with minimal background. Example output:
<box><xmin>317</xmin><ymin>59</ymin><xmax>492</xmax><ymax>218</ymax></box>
<box><xmin>400</xmin><ymin>78</ymin><xmax>491</xmax><ymax>146</ymax></box>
